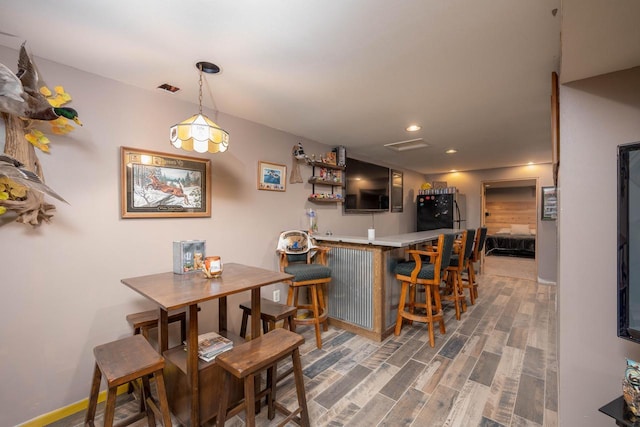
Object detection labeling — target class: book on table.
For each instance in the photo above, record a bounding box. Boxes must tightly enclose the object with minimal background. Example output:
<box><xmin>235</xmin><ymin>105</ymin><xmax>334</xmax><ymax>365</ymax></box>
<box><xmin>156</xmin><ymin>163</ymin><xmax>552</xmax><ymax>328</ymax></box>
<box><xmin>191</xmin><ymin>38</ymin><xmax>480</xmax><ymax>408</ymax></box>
<box><xmin>185</xmin><ymin>331</ymin><xmax>233</xmax><ymax>362</ymax></box>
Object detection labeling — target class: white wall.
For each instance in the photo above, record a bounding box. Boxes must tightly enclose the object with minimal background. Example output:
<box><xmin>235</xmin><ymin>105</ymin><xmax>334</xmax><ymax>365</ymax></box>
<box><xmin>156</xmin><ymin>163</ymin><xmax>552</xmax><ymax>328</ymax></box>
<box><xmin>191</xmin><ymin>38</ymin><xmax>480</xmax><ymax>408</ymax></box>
<box><xmin>425</xmin><ymin>164</ymin><xmax>557</xmax><ymax>283</ymax></box>
<box><xmin>559</xmin><ymin>66</ymin><xmax>640</xmax><ymax>425</ymax></box>
<box><xmin>0</xmin><ymin>45</ymin><xmax>423</xmax><ymax>426</ymax></box>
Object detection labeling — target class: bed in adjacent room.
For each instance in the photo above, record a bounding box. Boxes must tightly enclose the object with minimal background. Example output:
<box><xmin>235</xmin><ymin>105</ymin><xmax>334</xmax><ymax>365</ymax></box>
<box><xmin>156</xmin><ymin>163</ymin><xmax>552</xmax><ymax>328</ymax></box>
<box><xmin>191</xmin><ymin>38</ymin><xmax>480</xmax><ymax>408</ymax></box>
<box><xmin>485</xmin><ymin>224</ymin><xmax>536</xmax><ymax>258</ymax></box>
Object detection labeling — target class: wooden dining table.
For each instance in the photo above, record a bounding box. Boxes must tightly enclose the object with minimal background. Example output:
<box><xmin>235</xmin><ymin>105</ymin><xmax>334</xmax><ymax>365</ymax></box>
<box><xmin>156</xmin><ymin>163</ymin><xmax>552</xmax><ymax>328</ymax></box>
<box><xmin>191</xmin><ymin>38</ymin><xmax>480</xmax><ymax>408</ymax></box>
<box><xmin>121</xmin><ymin>262</ymin><xmax>293</xmax><ymax>426</ymax></box>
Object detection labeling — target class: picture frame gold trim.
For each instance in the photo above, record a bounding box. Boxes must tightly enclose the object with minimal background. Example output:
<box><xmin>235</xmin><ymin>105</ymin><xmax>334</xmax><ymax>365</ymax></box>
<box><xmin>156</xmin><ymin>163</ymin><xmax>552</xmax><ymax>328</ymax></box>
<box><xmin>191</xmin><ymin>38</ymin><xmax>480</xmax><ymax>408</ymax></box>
<box><xmin>257</xmin><ymin>161</ymin><xmax>287</xmax><ymax>192</ymax></box>
<box><xmin>120</xmin><ymin>146</ymin><xmax>211</xmax><ymax>218</ymax></box>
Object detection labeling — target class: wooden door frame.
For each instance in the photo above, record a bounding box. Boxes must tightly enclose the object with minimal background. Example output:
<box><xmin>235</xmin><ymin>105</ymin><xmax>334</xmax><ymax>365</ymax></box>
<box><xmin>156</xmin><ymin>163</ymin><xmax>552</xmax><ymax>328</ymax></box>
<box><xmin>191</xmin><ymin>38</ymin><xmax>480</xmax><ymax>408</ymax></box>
<box><xmin>480</xmin><ymin>177</ymin><xmax>539</xmax><ymax>276</ymax></box>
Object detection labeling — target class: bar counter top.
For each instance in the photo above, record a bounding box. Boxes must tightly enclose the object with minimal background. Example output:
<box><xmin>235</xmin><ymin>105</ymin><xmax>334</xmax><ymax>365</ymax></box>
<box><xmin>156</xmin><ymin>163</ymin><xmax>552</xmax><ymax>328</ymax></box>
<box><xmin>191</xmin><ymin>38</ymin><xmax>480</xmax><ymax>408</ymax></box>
<box><xmin>314</xmin><ymin>228</ymin><xmax>458</xmax><ymax>248</ymax></box>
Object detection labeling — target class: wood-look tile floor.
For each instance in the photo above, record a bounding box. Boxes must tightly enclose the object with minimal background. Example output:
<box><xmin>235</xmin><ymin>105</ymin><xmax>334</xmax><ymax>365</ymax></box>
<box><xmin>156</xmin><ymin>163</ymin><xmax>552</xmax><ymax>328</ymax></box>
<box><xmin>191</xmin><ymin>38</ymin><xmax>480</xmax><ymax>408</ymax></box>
<box><xmin>53</xmin><ymin>258</ymin><xmax>557</xmax><ymax>427</ymax></box>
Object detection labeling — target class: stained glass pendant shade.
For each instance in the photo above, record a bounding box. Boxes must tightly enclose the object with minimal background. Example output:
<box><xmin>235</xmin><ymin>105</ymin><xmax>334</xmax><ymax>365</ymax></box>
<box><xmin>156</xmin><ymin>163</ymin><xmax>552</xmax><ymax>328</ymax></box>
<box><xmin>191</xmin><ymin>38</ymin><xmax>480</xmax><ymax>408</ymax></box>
<box><xmin>170</xmin><ymin>62</ymin><xmax>229</xmax><ymax>154</ymax></box>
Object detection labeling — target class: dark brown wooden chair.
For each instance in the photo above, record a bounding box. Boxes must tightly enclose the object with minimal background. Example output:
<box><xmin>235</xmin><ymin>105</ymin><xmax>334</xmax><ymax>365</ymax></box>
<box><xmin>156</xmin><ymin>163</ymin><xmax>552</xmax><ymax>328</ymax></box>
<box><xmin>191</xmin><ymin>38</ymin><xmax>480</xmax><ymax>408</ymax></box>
<box><xmin>394</xmin><ymin>233</ymin><xmax>456</xmax><ymax>347</ymax></box>
<box><xmin>216</xmin><ymin>328</ymin><xmax>310</xmax><ymax>427</ymax></box>
<box><xmin>462</xmin><ymin>227</ymin><xmax>488</xmax><ymax>304</ymax></box>
<box><xmin>443</xmin><ymin>229</ymin><xmax>475</xmax><ymax>320</ymax></box>
<box><xmin>85</xmin><ymin>334</ymin><xmax>172</xmax><ymax>427</ymax></box>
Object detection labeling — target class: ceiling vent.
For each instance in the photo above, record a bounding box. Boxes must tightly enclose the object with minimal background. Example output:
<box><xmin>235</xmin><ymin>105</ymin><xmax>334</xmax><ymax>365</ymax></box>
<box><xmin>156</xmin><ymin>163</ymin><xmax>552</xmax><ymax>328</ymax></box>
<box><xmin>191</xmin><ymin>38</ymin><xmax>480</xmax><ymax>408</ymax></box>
<box><xmin>158</xmin><ymin>83</ymin><xmax>180</xmax><ymax>93</ymax></box>
<box><xmin>384</xmin><ymin>138</ymin><xmax>428</xmax><ymax>152</ymax></box>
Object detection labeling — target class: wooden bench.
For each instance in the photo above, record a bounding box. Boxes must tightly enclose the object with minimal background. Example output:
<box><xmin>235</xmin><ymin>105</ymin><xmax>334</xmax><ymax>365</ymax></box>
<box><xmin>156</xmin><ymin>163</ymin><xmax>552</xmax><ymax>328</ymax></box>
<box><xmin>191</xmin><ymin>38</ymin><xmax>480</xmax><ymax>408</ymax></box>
<box><xmin>216</xmin><ymin>328</ymin><xmax>310</xmax><ymax>427</ymax></box>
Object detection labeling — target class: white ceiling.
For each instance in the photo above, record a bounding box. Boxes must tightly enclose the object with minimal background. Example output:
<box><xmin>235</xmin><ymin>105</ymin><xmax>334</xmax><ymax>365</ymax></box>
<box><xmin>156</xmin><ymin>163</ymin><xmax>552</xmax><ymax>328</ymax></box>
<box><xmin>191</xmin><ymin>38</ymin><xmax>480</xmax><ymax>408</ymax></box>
<box><xmin>0</xmin><ymin>1</ymin><xmax>638</xmax><ymax>174</ymax></box>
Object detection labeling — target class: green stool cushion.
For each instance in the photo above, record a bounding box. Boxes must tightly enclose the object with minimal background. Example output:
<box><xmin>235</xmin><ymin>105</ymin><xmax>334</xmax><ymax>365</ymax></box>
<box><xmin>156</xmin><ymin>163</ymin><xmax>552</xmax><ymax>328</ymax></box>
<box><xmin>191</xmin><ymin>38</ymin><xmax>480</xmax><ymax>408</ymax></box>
<box><xmin>284</xmin><ymin>264</ymin><xmax>331</xmax><ymax>282</ymax></box>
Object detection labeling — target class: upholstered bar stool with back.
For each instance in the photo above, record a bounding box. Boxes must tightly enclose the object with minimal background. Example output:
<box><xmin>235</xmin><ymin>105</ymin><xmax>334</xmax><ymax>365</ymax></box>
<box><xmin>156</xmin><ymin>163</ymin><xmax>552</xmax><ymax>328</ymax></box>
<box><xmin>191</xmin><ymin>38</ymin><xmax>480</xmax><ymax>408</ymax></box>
<box><xmin>277</xmin><ymin>230</ymin><xmax>331</xmax><ymax>349</ymax></box>
<box><xmin>394</xmin><ymin>233</ymin><xmax>456</xmax><ymax>347</ymax></box>
<box><xmin>443</xmin><ymin>229</ymin><xmax>475</xmax><ymax>320</ymax></box>
<box><xmin>463</xmin><ymin>226</ymin><xmax>488</xmax><ymax>304</ymax></box>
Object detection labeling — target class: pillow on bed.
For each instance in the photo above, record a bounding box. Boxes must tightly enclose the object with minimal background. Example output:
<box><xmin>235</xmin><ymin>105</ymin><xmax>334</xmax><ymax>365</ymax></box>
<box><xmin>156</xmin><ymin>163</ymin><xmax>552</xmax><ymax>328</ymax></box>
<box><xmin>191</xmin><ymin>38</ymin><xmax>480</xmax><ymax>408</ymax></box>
<box><xmin>510</xmin><ymin>224</ymin><xmax>530</xmax><ymax>235</ymax></box>
<box><xmin>496</xmin><ymin>228</ymin><xmax>511</xmax><ymax>235</ymax></box>
<box><xmin>530</xmin><ymin>229</ymin><xmax>537</xmax><ymax>235</ymax></box>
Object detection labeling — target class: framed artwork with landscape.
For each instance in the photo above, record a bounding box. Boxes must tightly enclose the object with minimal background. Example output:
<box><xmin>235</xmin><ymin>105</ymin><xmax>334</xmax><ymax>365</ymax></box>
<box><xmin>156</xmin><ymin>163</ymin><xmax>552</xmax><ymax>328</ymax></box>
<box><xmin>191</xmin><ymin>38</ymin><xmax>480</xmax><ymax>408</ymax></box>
<box><xmin>257</xmin><ymin>161</ymin><xmax>286</xmax><ymax>191</ymax></box>
<box><xmin>120</xmin><ymin>146</ymin><xmax>211</xmax><ymax>218</ymax></box>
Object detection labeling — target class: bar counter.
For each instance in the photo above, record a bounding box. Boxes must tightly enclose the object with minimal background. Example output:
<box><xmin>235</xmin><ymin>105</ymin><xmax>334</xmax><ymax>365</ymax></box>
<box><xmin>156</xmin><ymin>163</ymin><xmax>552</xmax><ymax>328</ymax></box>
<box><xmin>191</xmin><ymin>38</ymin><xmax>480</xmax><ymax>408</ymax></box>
<box><xmin>314</xmin><ymin>229</ymin><xmax>457</xmax><ymax>341</ymax></box>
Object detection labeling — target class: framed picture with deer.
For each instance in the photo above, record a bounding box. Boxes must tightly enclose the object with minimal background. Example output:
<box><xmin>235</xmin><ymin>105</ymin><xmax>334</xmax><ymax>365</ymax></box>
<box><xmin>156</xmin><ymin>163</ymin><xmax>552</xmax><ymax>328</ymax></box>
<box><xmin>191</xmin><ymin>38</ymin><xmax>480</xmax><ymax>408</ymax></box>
<box><xmin>120</xmin><ymin>146</ymin><xmax>211</xmax><ymax>218</ymax></box>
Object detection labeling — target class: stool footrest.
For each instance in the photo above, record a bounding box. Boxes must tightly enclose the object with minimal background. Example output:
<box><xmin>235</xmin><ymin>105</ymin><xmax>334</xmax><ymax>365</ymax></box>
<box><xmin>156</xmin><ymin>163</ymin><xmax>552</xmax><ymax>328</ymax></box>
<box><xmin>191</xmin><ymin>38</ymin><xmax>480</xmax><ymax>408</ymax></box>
<box><xmin>274</xmin><ymin>401</ymin><xmax>303</xmax><ymax>427</ymax></box>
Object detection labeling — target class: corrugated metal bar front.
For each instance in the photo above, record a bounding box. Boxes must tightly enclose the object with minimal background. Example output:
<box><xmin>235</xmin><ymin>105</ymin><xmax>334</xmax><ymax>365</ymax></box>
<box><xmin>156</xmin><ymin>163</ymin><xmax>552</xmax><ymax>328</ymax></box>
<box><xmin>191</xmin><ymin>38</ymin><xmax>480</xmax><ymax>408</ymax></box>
<box><xmin>327</xmin><ymin>246</ymin><xmax>373</xmax><ymax>330</ymax></box>
<box><xmin>384</xmin><ymin>248</ymin><xmax>406</xmax><ymax>329</ymax></box>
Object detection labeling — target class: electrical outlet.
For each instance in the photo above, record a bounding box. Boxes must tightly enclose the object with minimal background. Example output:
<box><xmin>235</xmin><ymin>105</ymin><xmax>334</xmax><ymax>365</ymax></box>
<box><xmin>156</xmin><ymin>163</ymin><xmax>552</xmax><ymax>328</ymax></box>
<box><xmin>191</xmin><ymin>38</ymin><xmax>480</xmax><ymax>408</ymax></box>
<box><xmin>273</xmin><ymin>289</ymin><xmax>280</xmax><ymax>302</ymax></box>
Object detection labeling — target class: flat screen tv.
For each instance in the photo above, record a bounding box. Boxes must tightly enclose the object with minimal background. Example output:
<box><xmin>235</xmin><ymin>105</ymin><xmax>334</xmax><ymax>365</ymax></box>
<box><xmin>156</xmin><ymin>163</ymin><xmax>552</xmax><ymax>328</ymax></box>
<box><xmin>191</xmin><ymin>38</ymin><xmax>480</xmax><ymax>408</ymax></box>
<box><xmin>618</xmin><ymin>141</ymin><xmax>640</xmax><ymax>342</ymax></box>
<box><xmin>344</xmin><ymin>157</ymin><xmax>390</xmax><ymax>213</ymax></box>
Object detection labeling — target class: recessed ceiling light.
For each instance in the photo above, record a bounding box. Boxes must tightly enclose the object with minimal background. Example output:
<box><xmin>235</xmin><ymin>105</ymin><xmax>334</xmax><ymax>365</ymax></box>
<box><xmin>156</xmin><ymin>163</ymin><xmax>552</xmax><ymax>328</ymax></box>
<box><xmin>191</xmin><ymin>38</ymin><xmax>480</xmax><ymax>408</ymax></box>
<box><xmin>528</xmin><ymin>161</ymin><xmax>534</xmax><ymax>165</ymax></box>
<box><xmin>450</xmin><ymin>169</ymin><xmax>458</xmax><ymax>173</ymax></box>
<box><xmin>445</xmin><ymin>149</ymin><xmax>457</xmax><ymax>154</ymax></box>
<box><xmin>406</xmin><ymin>125</ymin><xmax>421</xmax><ymax>132</ymax></box>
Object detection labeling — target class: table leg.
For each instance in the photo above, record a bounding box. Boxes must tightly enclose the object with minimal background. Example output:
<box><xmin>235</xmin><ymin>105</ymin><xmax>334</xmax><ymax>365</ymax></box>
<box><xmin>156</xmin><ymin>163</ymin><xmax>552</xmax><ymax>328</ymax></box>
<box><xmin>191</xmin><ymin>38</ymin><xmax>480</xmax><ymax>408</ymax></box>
<box><xmin>250</xmin><ymin>289</ymin><xmax>261</xmax><ymax>340</ymax></box>
<box><xmin>158</xmin><ymin>308</ymin><xmax>169</xmax><ymax>354</ymax></box>
<box><xmin>250</xmin><ymin>289</ymin><xmax>262</xmax><ymax>413</ymax></box>
<box><xmin>186</xmin><ymin>304</ymin><xmax>200</xmax><ymax>427</ymax></box>
<box><xmin>219</xmin><ymin>296</ymin><xmax>228</xmax><ymax>333</ymax></box>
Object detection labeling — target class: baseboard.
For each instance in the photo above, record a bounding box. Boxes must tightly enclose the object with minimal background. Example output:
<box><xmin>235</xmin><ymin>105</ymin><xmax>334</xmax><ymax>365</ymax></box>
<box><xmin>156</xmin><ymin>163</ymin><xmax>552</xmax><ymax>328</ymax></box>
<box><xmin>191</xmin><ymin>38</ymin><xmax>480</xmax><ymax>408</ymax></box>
<box><xmin>18</xmin><ymin>384</ymin><xmax>129</xmax><ymax>427</ymax></box>
<box><xmin>537</xmin><ymin>277</ymin><xmax>557</xmax><ymax>285</ymax></box>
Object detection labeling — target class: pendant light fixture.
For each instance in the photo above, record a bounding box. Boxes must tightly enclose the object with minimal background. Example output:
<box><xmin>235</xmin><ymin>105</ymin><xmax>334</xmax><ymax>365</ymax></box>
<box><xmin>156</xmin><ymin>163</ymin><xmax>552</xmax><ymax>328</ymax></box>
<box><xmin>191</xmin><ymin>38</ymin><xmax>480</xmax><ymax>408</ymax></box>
<box><xmin>170</xmin><ymin>61</ymin><xmax>229</xmax><ymax>154</ymax></box>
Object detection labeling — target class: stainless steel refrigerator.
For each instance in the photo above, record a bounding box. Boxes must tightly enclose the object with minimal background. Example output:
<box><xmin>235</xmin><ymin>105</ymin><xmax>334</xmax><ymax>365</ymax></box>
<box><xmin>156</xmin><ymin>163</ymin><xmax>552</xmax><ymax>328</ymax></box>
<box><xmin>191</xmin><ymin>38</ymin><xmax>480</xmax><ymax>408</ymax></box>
<box><xmin>416</xmin><ymin>193</ymin><xmax>466</xmax><ymax>231</ymax></box>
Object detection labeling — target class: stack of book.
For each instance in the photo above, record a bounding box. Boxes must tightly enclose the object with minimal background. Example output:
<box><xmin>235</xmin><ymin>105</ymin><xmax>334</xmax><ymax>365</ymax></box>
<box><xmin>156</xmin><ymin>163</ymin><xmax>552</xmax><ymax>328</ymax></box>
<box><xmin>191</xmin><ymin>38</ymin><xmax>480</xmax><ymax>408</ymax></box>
<box><xmin>188</xmin><ymin>331</ymin><xmax>233</xmax><ymax>362</ymax></box>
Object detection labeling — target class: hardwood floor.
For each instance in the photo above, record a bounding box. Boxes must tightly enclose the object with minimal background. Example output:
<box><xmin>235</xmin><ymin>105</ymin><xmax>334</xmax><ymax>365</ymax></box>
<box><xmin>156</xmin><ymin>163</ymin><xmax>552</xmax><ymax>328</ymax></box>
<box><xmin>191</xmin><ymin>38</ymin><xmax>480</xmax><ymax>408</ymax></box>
<box><xmin>53</xmin><ymin>258</ymin><xmax>556</xmax><ymax>426</ymax></box>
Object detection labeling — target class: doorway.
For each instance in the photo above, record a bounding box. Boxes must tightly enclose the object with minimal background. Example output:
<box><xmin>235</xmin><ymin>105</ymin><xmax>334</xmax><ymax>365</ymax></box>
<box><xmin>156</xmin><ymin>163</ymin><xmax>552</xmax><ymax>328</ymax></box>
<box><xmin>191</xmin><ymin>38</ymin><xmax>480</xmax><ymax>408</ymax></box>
<box><xmin>481</xmin><ymin>178</ymin><xmax>538</xmax><ymax>281</ymax></box>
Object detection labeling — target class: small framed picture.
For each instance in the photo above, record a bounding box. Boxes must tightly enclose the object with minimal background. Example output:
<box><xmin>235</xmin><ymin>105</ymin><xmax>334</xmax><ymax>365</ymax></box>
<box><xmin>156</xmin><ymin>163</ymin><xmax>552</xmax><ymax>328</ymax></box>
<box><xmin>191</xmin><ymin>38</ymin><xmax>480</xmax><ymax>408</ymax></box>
<box><xmin>258</xmin><ymin>161</ymin><xmax>286</xmax><ymax>191</ymax></box>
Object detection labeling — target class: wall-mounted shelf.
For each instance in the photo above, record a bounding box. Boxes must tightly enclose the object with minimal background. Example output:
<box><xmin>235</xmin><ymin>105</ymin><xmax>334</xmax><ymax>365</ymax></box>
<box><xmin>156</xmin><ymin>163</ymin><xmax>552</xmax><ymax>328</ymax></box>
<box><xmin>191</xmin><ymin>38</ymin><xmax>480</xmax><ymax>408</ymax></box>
<box><xmin>307</xmin><ymin>197</ymin><xmax>344</xmax><ymax>203</ymax></box>
<box><xmin>307</xmin><ymin>161</ymin><xmax>345</xmax><ymax>204</ymax></box>
<box><xmin>307</xmin><ymin>161</ymin><xmax>346</xmax><ymax>171</ymax></box>
<box><xmin>308</xmin><ymin>177</ymin><xmax>344</xmax><ymax>187</ymax></box>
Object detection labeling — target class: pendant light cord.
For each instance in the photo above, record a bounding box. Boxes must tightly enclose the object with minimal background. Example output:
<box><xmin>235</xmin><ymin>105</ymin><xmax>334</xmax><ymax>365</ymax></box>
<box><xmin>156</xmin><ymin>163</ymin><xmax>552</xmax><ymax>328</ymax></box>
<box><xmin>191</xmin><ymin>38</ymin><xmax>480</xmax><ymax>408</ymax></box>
<box><xmin>198</xmin><ymin>67</ymin><xmax>204</xmax><ymax>115</ymax></box>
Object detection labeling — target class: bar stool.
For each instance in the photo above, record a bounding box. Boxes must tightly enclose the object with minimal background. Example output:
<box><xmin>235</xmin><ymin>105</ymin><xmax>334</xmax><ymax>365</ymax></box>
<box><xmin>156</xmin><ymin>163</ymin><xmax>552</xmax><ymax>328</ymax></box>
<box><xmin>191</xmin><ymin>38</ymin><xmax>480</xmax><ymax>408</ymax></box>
<box><xmin>277</xmin><ymin>230</ymin><xmax>331</xmax><ymax>349</ymax></box>
<box><xmin>443</xmin><ymin>229</ymin><xmax>475</xmax><ymax>320</ymax></box>
<box><xmin>85</xmin><ymin>334</ymin><xmax>172</xmax><ymax>427</ymax></box>
<box><xmin>239</xmin><ymin>298</ymin><xmax>297</xmax><ymax>388</ymax></box>
<box><xmin>216</xmin><ymin>328</ymin><xmax>310</xmax><ymax>427</ymax></box>
<box><xmin>239</xmin><ymin>298</ymin><xmax>297</xmax><ymax>338</ymax></box>
<box><xmin>394</xmin><ymin>233</ymin><xmax>455</xmax><ymax>347</ymax></box>
<box><xmin>126</xmin><ymin>308</ymin><xmax>188</xmax><ymax>346</ymax></box>
<box><xmin>463</xmin><ymin>226</ymin><xmax>488</xmax><ymax>304</ymax></box>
